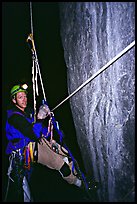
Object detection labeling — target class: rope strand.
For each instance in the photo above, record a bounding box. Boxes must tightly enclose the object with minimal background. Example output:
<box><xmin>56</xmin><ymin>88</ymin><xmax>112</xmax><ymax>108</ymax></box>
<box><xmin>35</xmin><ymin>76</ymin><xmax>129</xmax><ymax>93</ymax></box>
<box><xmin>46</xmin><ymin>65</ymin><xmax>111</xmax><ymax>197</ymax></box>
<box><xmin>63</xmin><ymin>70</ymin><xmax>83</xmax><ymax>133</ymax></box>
<box><xmin>51</xmin><ymin>40</ymin><xmax>135</xmax><ymax>111</ymax></box>
<box><xmin>28</xmin><ymin>2</ymin><xmax>47</xmax><ymax>122</ymax></box>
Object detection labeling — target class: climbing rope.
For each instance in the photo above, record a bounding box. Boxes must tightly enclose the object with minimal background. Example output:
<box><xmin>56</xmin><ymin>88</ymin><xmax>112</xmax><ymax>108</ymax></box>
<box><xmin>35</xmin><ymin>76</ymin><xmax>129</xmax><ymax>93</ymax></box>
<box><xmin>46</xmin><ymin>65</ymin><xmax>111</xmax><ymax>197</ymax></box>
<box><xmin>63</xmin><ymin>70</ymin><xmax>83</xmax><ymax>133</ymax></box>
<box><xmin>51</xmin><ymin>40</ymin><xmax>135</xmax><ymax>111</ymax></box>
<box><xmin>27</xmin><ymin>2</ymin><xmax>47</xmax><ymax>123</ymax></box>
<box><xmin>29</xmin><ymin>2</ymin><xmax>47</xmax><ymax>102</ymax></box>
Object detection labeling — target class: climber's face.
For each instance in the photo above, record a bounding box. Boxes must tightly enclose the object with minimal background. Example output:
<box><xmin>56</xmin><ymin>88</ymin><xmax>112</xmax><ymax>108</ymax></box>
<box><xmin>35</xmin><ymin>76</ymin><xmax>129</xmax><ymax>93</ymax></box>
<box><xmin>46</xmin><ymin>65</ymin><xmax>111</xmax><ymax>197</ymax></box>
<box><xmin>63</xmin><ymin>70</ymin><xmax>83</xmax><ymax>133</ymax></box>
<box><xmin>12</xmin><ymin>92</ymin><xmax>28</xmax><ymax>112</ymax></box>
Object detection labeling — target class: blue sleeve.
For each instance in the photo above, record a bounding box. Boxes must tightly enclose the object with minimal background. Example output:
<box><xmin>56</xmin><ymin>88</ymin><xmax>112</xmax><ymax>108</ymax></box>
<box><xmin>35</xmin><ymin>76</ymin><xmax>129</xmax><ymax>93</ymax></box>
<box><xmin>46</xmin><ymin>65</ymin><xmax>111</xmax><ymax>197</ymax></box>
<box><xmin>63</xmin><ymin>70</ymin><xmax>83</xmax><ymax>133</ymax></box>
<box><xmin>33</xmin><ymin>123</ymin><xmax>48</xmax><ymax>138</ymax></box>
<box><xmin>42</xmin><ymin>126</ymin><xmax>48</xmax><ymax>136</ymax></box>
<box><xmin>8</xmin><ymin>114</ymin><xmax>41</xmax><ymax>141</ymax></box>
<box><xmin>33</xmin><ymin>123</ymin><xmax>43</xmax><ymax>138</ymax></box>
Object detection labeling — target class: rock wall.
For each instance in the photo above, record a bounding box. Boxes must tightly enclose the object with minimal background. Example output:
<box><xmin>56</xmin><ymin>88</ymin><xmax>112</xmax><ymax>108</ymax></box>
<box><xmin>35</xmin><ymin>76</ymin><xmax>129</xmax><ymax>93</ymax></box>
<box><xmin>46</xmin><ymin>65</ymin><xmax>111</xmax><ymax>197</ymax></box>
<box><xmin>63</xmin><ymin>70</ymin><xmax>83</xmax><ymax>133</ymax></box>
<box><xmin>59</xmin><ymin>2</ymin><xmax>135</xmax><ymax>202</ymax></box>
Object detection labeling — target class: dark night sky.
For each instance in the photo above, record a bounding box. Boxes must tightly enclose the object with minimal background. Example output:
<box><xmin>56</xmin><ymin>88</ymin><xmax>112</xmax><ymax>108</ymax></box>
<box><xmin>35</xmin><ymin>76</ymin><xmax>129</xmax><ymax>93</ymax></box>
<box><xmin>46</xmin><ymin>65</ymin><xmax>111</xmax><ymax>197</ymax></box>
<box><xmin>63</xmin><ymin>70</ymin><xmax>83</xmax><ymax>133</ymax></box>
<box><xmin>2</xmin><ymin>2</ymin><xmax>68</xmax><ymax>109</ymax></box>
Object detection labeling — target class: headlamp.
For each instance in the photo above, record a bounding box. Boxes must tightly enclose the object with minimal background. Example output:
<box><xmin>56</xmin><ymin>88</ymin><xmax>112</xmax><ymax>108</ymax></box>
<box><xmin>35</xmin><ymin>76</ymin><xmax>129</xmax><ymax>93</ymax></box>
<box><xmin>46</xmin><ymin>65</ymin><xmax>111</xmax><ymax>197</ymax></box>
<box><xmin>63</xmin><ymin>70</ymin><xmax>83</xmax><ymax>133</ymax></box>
<box><xmin>10</xmin><ymin>84</ymin><xmax>28</xmax><ymax>97</ymax></box>
<box><xmin>21</xmin><ymin>84</ymin><xmax>28</xmax><ymax>90</ymax></box>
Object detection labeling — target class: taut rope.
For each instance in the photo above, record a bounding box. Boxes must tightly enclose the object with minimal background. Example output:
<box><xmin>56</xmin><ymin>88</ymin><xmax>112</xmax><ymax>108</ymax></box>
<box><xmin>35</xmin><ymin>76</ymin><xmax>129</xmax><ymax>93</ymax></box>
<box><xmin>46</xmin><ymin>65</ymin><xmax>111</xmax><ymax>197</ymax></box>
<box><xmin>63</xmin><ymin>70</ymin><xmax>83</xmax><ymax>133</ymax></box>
<box><xmin>51</xmin><ymin>40</ymin><xmax>135</xmax><ymax>111</ymax></box>
<box><xmin>27</xmin><ymin>2</ymin><xmax>47</xmax><ymax>122</ymax></box>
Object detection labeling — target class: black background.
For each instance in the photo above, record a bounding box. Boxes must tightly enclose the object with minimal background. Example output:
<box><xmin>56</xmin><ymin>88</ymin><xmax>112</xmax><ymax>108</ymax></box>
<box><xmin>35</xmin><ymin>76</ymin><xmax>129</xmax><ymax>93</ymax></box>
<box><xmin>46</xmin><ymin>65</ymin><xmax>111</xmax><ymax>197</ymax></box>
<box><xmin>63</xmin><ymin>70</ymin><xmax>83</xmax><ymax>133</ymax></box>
<box><xmin>2</xmin><ymin>2</ymin><xmax>85</xmax><ymax>202</ymax></box>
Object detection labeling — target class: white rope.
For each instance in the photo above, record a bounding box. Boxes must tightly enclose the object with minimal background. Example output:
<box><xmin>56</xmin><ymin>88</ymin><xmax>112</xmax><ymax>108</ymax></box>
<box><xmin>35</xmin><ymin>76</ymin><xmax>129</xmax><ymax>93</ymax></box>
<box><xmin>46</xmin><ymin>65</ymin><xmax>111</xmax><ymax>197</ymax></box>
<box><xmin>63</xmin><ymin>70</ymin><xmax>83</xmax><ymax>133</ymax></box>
<box><xmin>33</xmin><ymin>49</ymin><xmax>47</xmax><ymax>101</ymax></box>
<box><xmin>28</xmin><ymin>2</ymin><xmax>47</xmax><ymax>123</ymax></box>
<box><xmin>51</xmin><ymin>40</ymin><xmax>135</xmax><ymax>111</ymax></box>
<box><xmin>29</xmin><ymin>2</ymin><xmax>37</xmax><ymax>122</ymax></box>
<box><xmin>32</xmin><ymin>50</ymin><xmax>37</xmax><ymax>123</ymax></box>
<box><xmin>29</xmin><ymin>2</ymin><xmax>46</xmax><ymax>102</ymax></box>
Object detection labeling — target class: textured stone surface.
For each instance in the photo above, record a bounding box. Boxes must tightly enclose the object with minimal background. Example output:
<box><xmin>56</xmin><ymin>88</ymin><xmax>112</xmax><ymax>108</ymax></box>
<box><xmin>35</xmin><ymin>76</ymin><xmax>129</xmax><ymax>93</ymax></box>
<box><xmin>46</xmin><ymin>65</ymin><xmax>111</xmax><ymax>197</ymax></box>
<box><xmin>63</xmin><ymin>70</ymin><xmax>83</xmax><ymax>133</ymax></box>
<box><xmin>59</xmin><ymin>2</ymin><xmax>135</xmax><ymax>202</ymax></box>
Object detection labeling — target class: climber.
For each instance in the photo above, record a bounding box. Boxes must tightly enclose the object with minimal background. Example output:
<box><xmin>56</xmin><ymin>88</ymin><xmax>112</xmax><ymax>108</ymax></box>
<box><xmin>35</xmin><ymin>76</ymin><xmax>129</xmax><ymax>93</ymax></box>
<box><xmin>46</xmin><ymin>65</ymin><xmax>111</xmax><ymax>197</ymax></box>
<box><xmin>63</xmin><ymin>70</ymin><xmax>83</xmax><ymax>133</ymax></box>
<box><xmin>6</xmin><ymin>85</ymin><xmax>96</xmax><ymax>202</ymax></box>
<box><xmin>4</xmin><ymin>84</ymin><xmax>44</xmax><ymax>202</ymax></box>
<box><xmin>5</xmin><ymin>83</ymin><xmax>99</xmax><ymax>202</ymax></box>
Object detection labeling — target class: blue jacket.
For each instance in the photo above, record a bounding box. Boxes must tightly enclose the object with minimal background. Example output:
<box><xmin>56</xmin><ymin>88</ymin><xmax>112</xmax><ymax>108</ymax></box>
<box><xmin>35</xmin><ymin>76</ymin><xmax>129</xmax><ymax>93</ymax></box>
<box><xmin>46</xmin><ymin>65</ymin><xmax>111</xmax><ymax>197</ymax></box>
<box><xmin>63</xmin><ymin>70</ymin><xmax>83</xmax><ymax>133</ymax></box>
<box><xmin>6</xmin><ymin>106</ymin><xmax>48</xmax><ymax>154</ymax></box>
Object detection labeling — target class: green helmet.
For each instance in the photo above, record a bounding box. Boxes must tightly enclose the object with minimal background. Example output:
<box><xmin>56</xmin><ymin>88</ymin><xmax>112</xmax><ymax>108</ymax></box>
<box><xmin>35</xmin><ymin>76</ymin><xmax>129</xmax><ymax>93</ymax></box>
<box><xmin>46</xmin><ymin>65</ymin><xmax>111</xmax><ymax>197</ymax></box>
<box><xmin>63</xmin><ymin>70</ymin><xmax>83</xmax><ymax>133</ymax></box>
<box><xmin>10</xmin><ymin>84</ymin><xmax>28</xmax><ymax>97</ymax></box>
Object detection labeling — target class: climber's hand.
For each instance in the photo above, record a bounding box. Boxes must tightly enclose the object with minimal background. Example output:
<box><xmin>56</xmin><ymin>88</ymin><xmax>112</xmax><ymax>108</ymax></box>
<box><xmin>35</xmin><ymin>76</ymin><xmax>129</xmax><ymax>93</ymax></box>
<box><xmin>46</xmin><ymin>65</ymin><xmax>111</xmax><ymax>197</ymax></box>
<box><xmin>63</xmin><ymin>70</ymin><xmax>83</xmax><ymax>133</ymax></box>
<box><xmin>37</xmin><ymin>104</ymin><xmax>51</xmax><ymax>119</ymax></box>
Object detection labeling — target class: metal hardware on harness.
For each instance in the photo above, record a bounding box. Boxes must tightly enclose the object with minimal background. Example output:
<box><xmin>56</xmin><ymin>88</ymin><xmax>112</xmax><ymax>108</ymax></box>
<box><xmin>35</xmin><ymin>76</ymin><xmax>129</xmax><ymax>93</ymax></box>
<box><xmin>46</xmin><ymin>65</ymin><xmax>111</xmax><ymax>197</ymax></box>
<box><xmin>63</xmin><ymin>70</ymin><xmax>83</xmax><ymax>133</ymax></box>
<box><xmin>7</xmin><ymin>152</ymin><xmax>16</xmax><ymax>182</ymax></box>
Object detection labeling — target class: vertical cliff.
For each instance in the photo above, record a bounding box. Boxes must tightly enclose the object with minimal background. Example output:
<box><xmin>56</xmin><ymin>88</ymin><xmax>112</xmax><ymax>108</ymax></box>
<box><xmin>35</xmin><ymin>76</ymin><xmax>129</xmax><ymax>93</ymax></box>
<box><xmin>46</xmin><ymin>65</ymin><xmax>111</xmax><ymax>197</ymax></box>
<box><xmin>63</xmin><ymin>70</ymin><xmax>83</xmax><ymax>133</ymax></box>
<box><xmin>59</xmin><ymin>2</ymin><xmax>135</xmax><ymax>202</ymax></box>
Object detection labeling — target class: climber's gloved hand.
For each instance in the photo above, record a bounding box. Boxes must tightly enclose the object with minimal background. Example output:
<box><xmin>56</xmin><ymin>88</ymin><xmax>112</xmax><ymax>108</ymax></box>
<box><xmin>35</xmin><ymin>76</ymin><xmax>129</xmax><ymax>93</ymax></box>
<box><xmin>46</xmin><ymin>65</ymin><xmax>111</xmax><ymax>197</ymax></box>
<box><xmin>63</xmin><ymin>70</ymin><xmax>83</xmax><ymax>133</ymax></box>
<box><xmin>37</xmin><ymin>104</ymin><xmax>51</xmax><ymax>119</ymax></box>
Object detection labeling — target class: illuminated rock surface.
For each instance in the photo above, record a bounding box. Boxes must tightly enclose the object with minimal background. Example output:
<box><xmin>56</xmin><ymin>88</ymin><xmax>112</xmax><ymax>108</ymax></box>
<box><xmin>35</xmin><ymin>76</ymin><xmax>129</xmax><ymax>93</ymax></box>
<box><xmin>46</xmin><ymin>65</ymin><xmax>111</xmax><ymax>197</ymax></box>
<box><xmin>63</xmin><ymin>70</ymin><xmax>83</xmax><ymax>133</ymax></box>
<box><xmin>59</xmin><ymin>2</ymin><xmax>135</xmax><ymax>202</ymax></box>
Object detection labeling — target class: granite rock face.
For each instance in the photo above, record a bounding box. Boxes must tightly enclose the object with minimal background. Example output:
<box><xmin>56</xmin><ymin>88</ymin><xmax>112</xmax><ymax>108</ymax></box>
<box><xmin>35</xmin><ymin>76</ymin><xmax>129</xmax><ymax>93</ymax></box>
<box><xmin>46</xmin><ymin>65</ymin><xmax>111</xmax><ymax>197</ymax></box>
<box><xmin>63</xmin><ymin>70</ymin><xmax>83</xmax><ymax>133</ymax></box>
<box><xmin>59</xmin><ymin>2</ymin><xmax>135</xmax><ymax>202</ymax></box>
